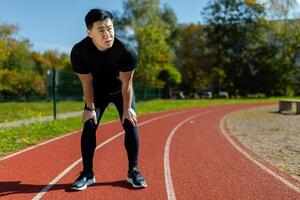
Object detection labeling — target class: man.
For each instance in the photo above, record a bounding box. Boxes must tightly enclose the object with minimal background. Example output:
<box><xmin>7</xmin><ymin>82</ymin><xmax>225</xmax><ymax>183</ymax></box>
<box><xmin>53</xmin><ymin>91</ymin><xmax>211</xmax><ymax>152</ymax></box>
<box><xmin>70</xmin><ymin>8</ymin><xmax>147</xmax><ymax>190</ymax></box>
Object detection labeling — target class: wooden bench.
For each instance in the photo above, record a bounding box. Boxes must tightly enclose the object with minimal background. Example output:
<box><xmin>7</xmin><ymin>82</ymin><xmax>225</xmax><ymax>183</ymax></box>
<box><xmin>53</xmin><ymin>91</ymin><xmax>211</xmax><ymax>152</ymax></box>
<box><xmin>279</xmin><ymin>99</ymin><xmax>300</xmax><ymax>114</ymax></box>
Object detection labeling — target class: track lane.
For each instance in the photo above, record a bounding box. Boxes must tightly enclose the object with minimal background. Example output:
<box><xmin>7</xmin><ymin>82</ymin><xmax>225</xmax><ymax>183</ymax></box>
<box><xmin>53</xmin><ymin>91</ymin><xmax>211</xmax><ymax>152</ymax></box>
<box><xmin>1</xmin><ymin>103</ymin><xmax>299</xmax><ymax>200</ymax></box>
<box><xmin>169</xmin><ymin>105</ymin><xmax>300</xmax><ymax>200</ymax></box>
<box><xmin>40</xmin><ymin>108</ymin><xmax>208</xmax><ymax>200</ymax></box>
<box><xmin>164</xmin><ymin>109</ymin><xmax>216</xmax><ymax>200</ymax></box>
<box><xmin>0</xmin><ymin>109</ymin><xmax>188</xmax><ymax>200</ymax></box>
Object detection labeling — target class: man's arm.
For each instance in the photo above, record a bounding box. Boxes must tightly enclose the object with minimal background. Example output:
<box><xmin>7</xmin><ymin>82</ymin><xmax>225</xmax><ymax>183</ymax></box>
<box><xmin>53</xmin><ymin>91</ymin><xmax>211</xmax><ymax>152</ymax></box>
<box><xmin>77</xmin><ymin>73</ymin><xmax>97</xmax><ymax>124</ymax></box>
<box><xmin>120</xmin><ymin>70</ymin><xmax>137</xmax><ymax>126</ymax></box>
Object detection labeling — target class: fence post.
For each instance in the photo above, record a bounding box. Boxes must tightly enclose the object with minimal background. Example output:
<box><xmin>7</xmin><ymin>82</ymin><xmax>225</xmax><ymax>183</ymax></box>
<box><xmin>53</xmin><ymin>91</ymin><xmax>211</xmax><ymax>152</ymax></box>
<box><xmin>52</xmin><ymin>67</ymin><xmax>57</xmax><ymax>120</ymax></box>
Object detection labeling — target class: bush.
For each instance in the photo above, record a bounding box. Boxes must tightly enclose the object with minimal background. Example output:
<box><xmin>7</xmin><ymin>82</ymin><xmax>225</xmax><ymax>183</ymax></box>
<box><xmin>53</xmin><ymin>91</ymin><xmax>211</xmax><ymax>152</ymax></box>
<box><xmin>0</xmin><ymin>69</ymin><xmax>46</xmax><ymax>100</ymax></box>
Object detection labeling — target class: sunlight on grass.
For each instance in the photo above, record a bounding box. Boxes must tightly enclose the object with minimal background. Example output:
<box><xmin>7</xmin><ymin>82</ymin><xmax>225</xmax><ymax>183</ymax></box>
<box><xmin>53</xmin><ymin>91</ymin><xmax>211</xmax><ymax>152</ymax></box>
<box><xmin>0</xmin><ymin>97</ymin><xmax>297</xmax><ymax>155</ymax></box>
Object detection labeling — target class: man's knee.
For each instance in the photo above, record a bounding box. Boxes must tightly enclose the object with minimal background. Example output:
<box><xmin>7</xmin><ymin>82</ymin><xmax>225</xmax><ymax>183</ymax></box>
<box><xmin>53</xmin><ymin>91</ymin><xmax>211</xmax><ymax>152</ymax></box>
<box><xmin>122</xmin><ymin>119</ymin><xmax>136</xmax><ymax>130</ymax></box>
<box><xmin>83</xmin><ymin>119</ymin><xmax>97</xmax><ymax>132</ymax></box>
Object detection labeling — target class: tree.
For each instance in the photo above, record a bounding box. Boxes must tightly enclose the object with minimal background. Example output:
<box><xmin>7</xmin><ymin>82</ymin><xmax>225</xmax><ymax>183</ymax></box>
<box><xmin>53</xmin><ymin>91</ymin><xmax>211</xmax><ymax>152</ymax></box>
<box><xmin>157</xmin><ymin>65</ymin><xmax>181</xmax><ymax>98</ymax></box>
<box><xmin>0</xmin><ymin>23</ymin><xmax>35</xmax><ymax>72</ymax></box>
<box><xmin>43</xmin><ymin>50</ymin><xmax>67</xmax><ymax>70</ymax></box>
<box><xmin>0</xmin><ymin>24</ymin><xmax>19</xmax><ymax>67</ymax></box>
<box><xmin>203</xmin><ymin>0</ymin><xmax>268</xmax><ymax>97</ymax></box>
<box><xmin>178</xmin><ymin>23</ymin><xmax>226</xmax><ymax>97</ymax></box>
<box><xmin>32</xmin><ymin>51</ymin><xmax>48</xmax><ymax>74</ymax></box>
<box><xmin>267</xmin><ymin>0</ymin><xmax>297</xmax><ymax>19</ymax></box>
<box><xmin>2</xmin><ymin>39</ymin><xmax>35</xmax><ymax>72</ymax></box>
<box><xmin>266</xmin><ymin>0</ymin><xmax>300</xmax><ymax>95</ymax></box>
<box><xmin>122</xmin><ymin>0</ymin><xmax>175</xmax><ymax>88</ymax></box>
<box><xmin>161</xmin><ymin>4</ymin><xmax>182</xmax><ymax>52</ymax></box>
<box><xmin>161</xmin><ymin>3</ymin><xmax>184</xmax><ymax>96</ymax></box>
<box><xmin>0</xmin><ymin>69</ymin><xmax>45</xmax><ymax>100</ymax></box>
<box><xmin>0</xmin><ymin>23</ymin><xmax>19</xmax><ymax>40</ymax></box>
<box><xmin>0</xmin><ymin>22</ymin><xmax>76</xmax><ymax>100</ymax></box>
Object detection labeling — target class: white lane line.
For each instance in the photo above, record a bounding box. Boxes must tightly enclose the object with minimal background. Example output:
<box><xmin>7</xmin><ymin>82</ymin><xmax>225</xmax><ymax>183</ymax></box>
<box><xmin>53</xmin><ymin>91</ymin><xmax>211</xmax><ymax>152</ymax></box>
<box><xmin>32</xmin><ymin>109</ymin><xmax>193</xmax><ymax>200</ymax></box>
<box><xmin>0</xmin><ymin>120</ymin><xmax>118</xmax><ymax>162</ymax></box>
<box><xmin>220</xmin><ymin>113</ymin><xmax>300</xmax><ymax>193</ymax></box>
<box><xmin>164</xmin><ymin>110</ymin><xmax>214</xmax><ymax>200</ymax></box>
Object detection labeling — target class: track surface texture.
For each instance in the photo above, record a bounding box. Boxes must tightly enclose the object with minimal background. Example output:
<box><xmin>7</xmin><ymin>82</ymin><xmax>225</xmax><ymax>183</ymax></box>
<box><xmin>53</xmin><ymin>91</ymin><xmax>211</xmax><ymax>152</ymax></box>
<box><xmin>0</xmin><ymin>103</ymin><xmax>299</xmax><ymax>200</ymax></box>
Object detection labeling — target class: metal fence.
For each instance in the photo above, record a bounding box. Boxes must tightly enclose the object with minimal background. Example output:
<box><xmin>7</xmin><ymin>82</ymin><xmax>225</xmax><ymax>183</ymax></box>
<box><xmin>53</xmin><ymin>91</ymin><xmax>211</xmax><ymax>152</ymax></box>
<box><xmin>0</xmin><ymin>68</ymin><xmax>161</xmax><ymax>102</ymax></box>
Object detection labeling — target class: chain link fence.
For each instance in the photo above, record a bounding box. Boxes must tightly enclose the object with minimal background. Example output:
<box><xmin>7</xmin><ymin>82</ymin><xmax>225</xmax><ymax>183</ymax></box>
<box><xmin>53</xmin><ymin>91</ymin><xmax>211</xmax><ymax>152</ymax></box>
<box><xmin>0</xmin><ymin>68</ymin><xmax>161</xmax><ymax>122</ymax></box>
<box><xmin>0</xmin><ymin>68</ymin><xmax>161</xmax><ymax>102</ymax></box>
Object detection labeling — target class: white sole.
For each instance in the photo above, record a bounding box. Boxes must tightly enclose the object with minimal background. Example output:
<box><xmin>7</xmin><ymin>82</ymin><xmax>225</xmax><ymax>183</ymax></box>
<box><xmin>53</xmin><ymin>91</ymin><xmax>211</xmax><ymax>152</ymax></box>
<box><xmin>127</xmin><ymin>177</ymin><xmax>147</xmax><ymax>188</ymax></box>
<box><xmin>71</xmin><ymin>177</ymin><xmax>96</xmax><ymax>191</ymax></box>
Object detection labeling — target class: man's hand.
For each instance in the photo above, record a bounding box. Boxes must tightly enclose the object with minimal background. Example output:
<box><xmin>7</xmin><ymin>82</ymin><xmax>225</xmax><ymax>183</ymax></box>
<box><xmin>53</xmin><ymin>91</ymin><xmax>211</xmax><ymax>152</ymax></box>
<box><xmin>77</xmin><ymin>73</ymin><xmax>96</xmax><ymax>125</ymax></box>
<box><xmin>82</xmin><ymin>109</ymin><xmax>97</xmax><ymax>125</ymax></box>
<box><xmin>122</xmin><ymin>108</ymin><xmax>137</xmax><ymax>127</ymax></box>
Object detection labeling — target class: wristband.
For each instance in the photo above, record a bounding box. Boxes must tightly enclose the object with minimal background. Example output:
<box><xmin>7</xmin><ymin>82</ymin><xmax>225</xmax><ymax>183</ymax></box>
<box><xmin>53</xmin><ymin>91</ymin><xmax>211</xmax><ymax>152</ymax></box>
<box><xmin>85</xmin><ymin>107</ymin><xmax>95</xmax><ymax>111</ymax></box>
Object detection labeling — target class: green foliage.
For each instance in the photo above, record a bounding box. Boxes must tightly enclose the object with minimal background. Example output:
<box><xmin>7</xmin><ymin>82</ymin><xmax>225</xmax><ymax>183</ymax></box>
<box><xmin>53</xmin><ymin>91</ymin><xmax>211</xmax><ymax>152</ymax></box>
<box><xmin>0</xmin><ymin>40</ymin><xmax>9</xmax><ymax>66</ymax></box>
<box><xmin>268</xmin><ymin>0</ymin><xmax>297</xmax><ymax>19</ymax></box>
<box><xmin>0</xmin><ymin>23</ymin><xmax>19</xmax><ymax>40</ymax></box>
<box><xmin>269</xmin><ymin>19</ymin><xmax>300</xmax><ymax>96</ymax></box>
<box><xmin>177</xmin><ymin>24</ymin><xmax>215</xmax><ymax>95</ymax></box>
<box><xmin>200</xmin><ymin>0</ymin><xmax>300</xmax><ymax>97</ymax></box>
<box><xmin>157</xmin><ymin>65</ymin><xmax>182</xmax><ymax>98</ymax></box>
<box><xmin>161</xmin><ymin>4</ymin><xmax>182</xmax><ymax>51</ymax></box>
<box><xmin>134</xmin><ymin>25</ymin><xmax>173</xmax><ymax>87</ymax></box>
<box><xmin>0</xmin><ymin>24</ymin><xmax>36</xmax><ymax>72</ymax></box>
<box><xmin>0</xmin><ymin>69</ymin><xmax>46</xmax><ymax>99</ymax></box>
<box><xmin>0</xmin><ymin>23</ymin><xmax>73</xmax><ymax>100</ymax></box>
<box><xmin>203</xmin><ymin>0</ymin><xmax>272</xmax><ymax>96</ymax></box>
<box><xmin>158</xmin><ymin>65</ymin><xmax>181</xmax><ymax>86</ymax></box>
<box><xmin>2</xmin><ymin>39</ymin><xmax>35</xmax><ymax>72</ymax></box>
<box><xmin>122</xmin><ymin>0</ymin><xmax>175</xmax><ymax>88</ymax></box>
<box><xmin>43</xmin><ymin>50</ymin><xmax>68</xmax><ymax>70</ymax></box>
<box><xmin>1</xmin><ymin>1</ymin><xmax>300</xmax><ymax>100</ymax></box>
<box><xmin>32</xmin><ymin>51</ymin><xmax>47</xmax><ymax>74</ymax></box>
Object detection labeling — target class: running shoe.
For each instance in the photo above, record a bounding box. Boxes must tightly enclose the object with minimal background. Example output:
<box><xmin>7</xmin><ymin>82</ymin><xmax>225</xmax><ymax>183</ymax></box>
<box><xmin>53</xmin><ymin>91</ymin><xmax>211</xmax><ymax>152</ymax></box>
<box><xmin>71</xmin><ymin>172</ymin><xmax>96</xmax><ymax>191</ymax></box>
<box><xmin>127</xmin><ymin>168</ymin><xmax>147</xmax><ymax>188</ymax></box>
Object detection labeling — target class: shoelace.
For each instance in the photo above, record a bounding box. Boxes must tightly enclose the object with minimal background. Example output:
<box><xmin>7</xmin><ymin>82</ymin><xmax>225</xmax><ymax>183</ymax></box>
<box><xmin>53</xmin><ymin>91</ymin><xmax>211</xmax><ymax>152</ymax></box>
<box><xmin>131</xmin><ymin>170</ymin><xmax>142</xmax><ymax>179</ymax></box>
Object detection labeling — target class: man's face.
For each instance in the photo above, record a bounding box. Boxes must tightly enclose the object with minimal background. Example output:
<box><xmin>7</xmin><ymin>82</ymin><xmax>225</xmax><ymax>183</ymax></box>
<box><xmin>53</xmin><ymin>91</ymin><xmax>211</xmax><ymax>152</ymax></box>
<box><xmin>87</xmin><ymin>18</ymin><xmax>114</xmax><ymax>51</ymax></box>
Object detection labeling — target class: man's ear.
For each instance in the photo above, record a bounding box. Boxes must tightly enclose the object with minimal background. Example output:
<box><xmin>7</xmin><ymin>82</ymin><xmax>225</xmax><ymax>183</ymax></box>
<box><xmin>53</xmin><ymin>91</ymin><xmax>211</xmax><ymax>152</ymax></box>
<box><xmin>86</xmin><ymin>29</ymin><xmax>92</xmax><ymax>38</ymax></box>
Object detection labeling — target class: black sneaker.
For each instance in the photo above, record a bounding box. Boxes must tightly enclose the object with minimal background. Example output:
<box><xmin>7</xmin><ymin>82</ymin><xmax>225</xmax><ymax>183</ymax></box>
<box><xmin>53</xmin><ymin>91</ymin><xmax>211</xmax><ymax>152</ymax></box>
<box><xmin>127</xmin><ymin>168</ymin><xmax>147</xmax><ymax>188</ymax></box>
<box><xmin>71</xmin><ymin>172</ymin><xmax>96</xmax><ymax>191</ymax></box>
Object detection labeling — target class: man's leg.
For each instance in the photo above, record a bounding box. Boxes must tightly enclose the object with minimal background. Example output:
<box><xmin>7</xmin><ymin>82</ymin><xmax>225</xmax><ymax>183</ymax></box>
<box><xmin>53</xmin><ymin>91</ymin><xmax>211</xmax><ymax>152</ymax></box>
<box><xmin>112</xmin><ymin>93</ymin><xmax>147</xmax><ymax>188</ymax></box>
<box><xmin>123</xmin><ymin>119</ymin><xmax>139</xmax><ymax>170</ymax></box>
<box><xmin>81</xmin><ymin>119</ymin><xmax>97</xmax><ymax>176</ymax></box>
<box><xmin>112</xmin><ymin>93</ymin><xmax>139</xmax><ymax>170</ymax></box>
<box><xmin>71</xmin><ymin>101</ymin><xmax>108</xmax><ymax>190</ymax></box>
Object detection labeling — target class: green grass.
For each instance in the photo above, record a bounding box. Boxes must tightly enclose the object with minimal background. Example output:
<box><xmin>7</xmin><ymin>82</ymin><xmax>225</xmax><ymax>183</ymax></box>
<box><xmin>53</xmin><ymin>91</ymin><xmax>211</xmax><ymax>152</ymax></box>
<box><xmin>135</xmin><ymin>98</ymin><xmax>278</xmax><ymax>114</ymax></box>
<box><xmin>0</xmin><ymin>97</ymin><xmax>298</xmax><ymax>156</ymax></box>
<box><xmin>0</xmin><ymin>101</ymin><xmax>83</xmax><ymax>123</ymax></box>
<box><xmin>0</xmin><ymin>105</ymin><xmax>120</xmax><ymax>155</ymax></box>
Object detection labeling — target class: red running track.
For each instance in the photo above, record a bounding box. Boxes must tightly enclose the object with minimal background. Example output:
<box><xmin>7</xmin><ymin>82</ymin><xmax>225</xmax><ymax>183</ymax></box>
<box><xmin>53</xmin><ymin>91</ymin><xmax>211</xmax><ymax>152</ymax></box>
<box><xmin>0</xmin><ymin>104</ymin><xmax>299</xmax><ymax>200</ymax></box>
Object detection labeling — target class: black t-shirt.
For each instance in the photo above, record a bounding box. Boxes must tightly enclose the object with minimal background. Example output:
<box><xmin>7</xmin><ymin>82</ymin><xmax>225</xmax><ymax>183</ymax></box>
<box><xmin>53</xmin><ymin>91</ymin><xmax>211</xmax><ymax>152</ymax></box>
<box><xmin>70</xmin><ymin>36</ymin><xmax>138</xmax><ymax>97</ymax></box>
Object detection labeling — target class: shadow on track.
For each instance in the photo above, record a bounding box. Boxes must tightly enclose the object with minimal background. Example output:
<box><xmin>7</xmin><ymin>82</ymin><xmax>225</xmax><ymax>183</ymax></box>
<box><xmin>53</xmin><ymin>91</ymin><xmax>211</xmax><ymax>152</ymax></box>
<box><xmin>0</xmin><ymin>180</ymin><xmax>139</xmax><ymax>197</ymax></box>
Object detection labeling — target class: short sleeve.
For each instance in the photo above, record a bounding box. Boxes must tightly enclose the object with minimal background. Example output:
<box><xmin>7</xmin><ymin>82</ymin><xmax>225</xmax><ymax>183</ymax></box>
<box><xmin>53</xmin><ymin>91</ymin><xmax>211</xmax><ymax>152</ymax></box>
<box><xmin>70</xmin><ymin>45</ymin><xmax>91</xmax><ymax>74</ymax></box>
<box><xmin>119</xmin><ymin>44</ymin><xmax>138</xmax><ymax>72</ymax></box>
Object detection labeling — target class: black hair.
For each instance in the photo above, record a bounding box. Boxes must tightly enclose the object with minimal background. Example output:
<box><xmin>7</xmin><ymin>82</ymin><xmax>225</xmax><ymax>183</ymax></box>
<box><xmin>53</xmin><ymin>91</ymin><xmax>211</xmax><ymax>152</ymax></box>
<box><xmin>85</xmin><ymin>8</ymin><xmax>113</xmax><ymax>30</ymax></box>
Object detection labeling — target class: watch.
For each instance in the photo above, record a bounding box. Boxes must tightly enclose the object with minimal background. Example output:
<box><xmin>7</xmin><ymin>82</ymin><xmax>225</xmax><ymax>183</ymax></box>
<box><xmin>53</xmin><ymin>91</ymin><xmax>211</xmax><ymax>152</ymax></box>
<box><xmin>85</xmin><ymin>107</ymin><xmax>95</xmax><ymax>111</ymax></box>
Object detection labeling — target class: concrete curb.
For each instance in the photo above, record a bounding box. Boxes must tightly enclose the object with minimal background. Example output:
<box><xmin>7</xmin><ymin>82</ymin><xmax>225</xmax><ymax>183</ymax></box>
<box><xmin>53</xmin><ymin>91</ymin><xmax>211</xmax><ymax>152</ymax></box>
<box><xmin>0</xmin><ymin>111</ymin><xmax>82</xmax><ymax>129</ymax></box>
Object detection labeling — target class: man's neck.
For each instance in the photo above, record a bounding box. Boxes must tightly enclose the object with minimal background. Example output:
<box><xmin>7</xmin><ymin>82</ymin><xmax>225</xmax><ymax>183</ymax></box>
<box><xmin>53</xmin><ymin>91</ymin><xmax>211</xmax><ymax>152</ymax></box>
<box><xmin>91</xmin><ymin>38</ymin><xmax>108</xmax><ymax>52</ymax></box>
